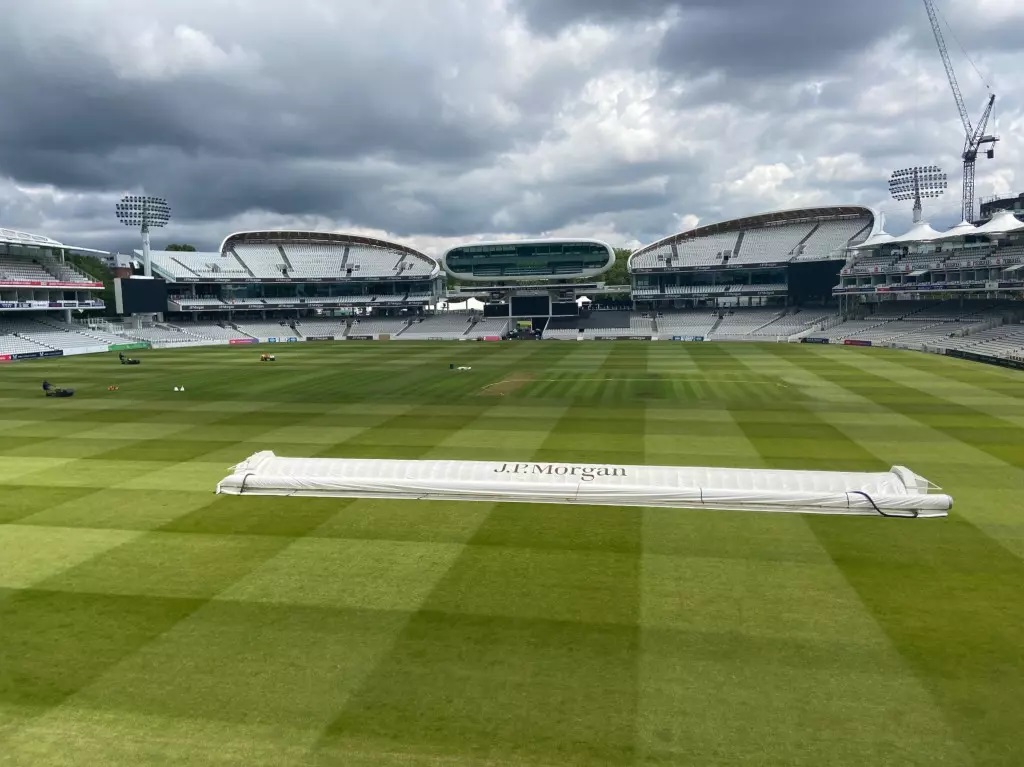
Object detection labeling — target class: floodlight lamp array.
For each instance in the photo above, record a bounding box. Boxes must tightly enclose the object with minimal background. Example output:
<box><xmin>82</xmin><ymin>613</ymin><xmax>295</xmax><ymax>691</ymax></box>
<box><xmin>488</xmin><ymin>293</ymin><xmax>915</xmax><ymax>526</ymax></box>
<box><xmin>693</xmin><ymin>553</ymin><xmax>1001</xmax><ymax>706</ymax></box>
<box><xmin>888</xmin><ymin>166</ymin><xmax>947</xmax><ymax>201</ymax></box>
<box><xmin>115</xmin><ymin>195</ymin><xmax>171</xmax><ymax>228</ymax></box>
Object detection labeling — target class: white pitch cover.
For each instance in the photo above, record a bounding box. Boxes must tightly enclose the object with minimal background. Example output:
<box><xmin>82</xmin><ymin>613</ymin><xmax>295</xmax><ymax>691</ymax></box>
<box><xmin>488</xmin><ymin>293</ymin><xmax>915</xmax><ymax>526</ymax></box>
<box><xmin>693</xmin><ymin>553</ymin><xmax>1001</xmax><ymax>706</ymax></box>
<box><xmin>215</xmin><ymin>452</ymin><xmax>951</xmax><ymax>517</ymax></box>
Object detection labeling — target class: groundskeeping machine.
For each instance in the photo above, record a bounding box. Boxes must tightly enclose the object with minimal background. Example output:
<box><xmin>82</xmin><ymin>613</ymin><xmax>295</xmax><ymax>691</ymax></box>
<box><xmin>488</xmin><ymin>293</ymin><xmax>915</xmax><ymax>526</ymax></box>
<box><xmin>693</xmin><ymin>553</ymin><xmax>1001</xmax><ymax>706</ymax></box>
<box><xmin>216</xmin><ymin>452</ymin><xmax>952</xmax><ymax>518</ymax></box>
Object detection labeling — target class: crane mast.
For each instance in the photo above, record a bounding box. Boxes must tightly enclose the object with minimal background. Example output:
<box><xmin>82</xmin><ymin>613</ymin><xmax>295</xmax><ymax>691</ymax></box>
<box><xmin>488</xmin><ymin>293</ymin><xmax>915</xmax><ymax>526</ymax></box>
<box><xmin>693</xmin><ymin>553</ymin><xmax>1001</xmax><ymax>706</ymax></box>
<box><xmin>922</xmin><ymin>0</ymin><xmax>998</xmax><ymax>222</ymax></box>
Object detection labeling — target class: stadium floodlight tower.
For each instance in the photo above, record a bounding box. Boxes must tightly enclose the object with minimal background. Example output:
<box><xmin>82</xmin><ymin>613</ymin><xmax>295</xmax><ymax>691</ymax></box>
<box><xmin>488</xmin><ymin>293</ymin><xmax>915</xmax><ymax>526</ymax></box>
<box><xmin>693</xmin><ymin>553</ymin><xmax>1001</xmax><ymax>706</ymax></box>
<box><xmin>888</xmin><ymin>166</ymin><xmax>946</xmax><ymax>224</ymax></box>
<box><xmin>115</xmin><ymin>194</ymin><xmax>171</xmax><ymax>277</ymax></box>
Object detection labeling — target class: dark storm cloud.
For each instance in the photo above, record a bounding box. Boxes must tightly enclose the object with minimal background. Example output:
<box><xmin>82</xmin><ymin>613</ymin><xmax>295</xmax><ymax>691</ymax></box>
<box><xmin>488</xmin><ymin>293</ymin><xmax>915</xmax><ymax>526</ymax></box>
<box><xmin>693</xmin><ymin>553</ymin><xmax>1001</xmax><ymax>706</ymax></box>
<box><xmin>657</xmin><ymin>0</ymin><xmax>917</xmax><ymax>79</ymax></box>
<box><xmin>511</xmin><ymin>0</ymin><xmax>675</xmax><ymax>33</ymax></box>
<box><xmin>513</xmin><ymin>0</ymin><xmax>932</xmax><ymax>83</ymax></box>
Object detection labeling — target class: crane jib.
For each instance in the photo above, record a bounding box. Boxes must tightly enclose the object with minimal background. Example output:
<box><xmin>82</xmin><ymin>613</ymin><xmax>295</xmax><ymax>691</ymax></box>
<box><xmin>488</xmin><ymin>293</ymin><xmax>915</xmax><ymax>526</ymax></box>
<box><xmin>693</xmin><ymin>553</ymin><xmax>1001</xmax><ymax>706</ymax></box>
<box><xmin>921</xmin><ymin>0</ymin><xmax>998</xmax><ymax>223</ymax></box>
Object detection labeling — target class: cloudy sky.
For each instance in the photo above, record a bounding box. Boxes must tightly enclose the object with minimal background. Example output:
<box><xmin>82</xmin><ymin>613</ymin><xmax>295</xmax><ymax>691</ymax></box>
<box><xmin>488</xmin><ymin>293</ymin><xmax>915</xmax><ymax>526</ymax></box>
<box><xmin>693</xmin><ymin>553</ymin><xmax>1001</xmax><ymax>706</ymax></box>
<box><xmin>1</xmin><ymin>0</ymin><xmax>1022</xmax><ymax>256</ymax></box>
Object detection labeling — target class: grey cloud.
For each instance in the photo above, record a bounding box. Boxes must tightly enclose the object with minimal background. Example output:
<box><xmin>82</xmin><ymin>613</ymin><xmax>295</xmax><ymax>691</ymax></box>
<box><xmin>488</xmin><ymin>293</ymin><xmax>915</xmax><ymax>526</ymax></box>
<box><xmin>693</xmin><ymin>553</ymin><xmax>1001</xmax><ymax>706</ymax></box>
<box><xmin>0</xmin><ymin>0</ymin><xmax>1022</xmax><ymax>257</ymax></box>
<box><xmin>657</xmin><ymin>0</ymin><xmax>916</xmax><ymax>79</ymax></box>
<box><xmin>511</xmin><ymin>0</ymin><xmax>675</xmax><ymax>33</ymax></box>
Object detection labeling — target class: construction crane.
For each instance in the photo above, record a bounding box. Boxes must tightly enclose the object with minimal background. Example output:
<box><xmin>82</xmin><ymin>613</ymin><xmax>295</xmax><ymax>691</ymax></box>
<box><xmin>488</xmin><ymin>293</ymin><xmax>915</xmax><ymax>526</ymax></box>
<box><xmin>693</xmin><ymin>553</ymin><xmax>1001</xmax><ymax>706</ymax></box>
<box><xmin>922</xmin><ymin>0</ymin><xmax>998</xmax><ymax>222</ymax></box>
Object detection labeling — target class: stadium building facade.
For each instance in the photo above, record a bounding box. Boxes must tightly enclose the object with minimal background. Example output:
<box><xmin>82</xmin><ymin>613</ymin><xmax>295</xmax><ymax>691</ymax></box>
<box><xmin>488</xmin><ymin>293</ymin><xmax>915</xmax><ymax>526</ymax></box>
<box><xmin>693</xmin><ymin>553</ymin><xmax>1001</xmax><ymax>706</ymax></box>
<box><xmin>0</xmin><ymin>227</ymin><xmax>114</xmax><ymax>361</ymax></box>
<box><xmin>144</xmin><ymin>231</ymin><xmax>443</xmax><ymax>318</ymax></box>
<box><xmin>4</xmin><ymin>197</ymin><xmax>1024</xmax><ymax>362</ymax></box>
<box><xmin>837</xmin><ymin>209</ymin><xmax>1024</xmax><ymax>301</ymax></box>
<box><xmin>629</xmin><ymin>206</ymin><xmax>876</xmax><ymax>309</ymax></box>
<box><xmin>440</xmin><ymin>238</ymin><xmax>619</xmax><ymax>338</ymax></box>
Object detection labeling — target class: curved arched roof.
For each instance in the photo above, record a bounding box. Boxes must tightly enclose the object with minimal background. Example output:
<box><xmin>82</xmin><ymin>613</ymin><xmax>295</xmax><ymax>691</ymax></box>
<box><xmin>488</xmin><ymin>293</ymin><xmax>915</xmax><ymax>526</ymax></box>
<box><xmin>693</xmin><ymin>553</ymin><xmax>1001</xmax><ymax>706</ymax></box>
<box><xmin>630</xmin><ymin>205</ymin><xmax>878</xmax><ymax>267</ymax></box>
<box><xmin>0</xmin><ymin>227</ymin><xmax>64</xmax><ymax>248</ymax></box>
<box><xmin>219</xmin><ymin>230</ymin><xmax>438</xmax><ymax>274</ymax></box>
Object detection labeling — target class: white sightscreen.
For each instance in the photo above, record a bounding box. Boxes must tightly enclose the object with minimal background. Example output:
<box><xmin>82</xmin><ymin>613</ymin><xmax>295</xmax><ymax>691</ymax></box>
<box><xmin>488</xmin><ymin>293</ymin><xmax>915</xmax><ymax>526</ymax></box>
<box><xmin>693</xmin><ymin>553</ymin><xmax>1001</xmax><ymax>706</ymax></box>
<box><xmin>216</xmin><ymin>452</ymin><xmax>951</xmax><ymax>518</ymax></box>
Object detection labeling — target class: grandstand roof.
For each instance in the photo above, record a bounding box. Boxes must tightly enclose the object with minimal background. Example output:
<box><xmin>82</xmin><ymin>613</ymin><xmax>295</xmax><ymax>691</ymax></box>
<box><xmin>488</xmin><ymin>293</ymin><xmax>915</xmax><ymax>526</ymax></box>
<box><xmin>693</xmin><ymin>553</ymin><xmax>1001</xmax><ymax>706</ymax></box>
<box><xmin>854</xmin><ymin>230</ymin><xmax>896</xmax><ymax>249</ymax></box>
<box><xmin>631</xmin><ymin>205</ymin><xmax>877</xmax><ymax>263</ymax></box>
<box><xmin>936</xmin><ymin>220</ymin><xmax>979</xmax><ymax>240</ymax></box>
<box><xmin>889</xmin><ymin>222</ymin><xmax>943</xmax><ymax>244</ymax></box>
<box><xmin>974</xmin><ymin>210</ymin><xmax>1024</xmax><ymax>235</ymax></box>
<box><xmin>220</xmin><ymin>230</ymin><xmax>436</xmax><ymax>268</ymax></box>
<box><xmin>0</xmin><ymin>227</ymin><xmax>64</xmax><ymax>249</ymax></box>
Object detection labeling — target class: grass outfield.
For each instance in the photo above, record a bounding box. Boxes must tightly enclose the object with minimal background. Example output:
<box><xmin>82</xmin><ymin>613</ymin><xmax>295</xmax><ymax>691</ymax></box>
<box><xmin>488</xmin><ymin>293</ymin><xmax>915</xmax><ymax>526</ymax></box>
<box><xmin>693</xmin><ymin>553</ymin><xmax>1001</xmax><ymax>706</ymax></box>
<box><xmin>1</xmin><ymin>341</ymin><xmax>1022</xmax><ymax>766</ymax></box>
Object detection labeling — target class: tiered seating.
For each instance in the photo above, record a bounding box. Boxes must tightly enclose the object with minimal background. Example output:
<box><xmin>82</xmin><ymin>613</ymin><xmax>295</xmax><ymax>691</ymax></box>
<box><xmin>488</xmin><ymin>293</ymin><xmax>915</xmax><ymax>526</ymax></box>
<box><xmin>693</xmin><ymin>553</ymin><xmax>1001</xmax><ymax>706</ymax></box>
<box><xmin>343</xmin><ymin>247</ymin><xmax>402</xmax><ymax>277</ymax></box>
<box><xmin>295</xmin><ymin>319</ymin><xmax>348</xmax><ymax>338</ymax></box>
<box><xmin>629</xmin><ymin>246</ymin><xmax>672</xmax><ymax>271</ymax></box>
<box><xmin>468</xmin><ymin>318</ymin><xmax>509</xmax><ymax>336</ymax></box>
<box><xmin>844</xmin><ymin>320</ymin><xmax>941</xmax><ymax>344</ymax></box>
<box><xmin>580</xmin><ymin>311</ymin><xmax>641</xmax><ymax>339</ymax></box>
<box><xmin>27</xmin><ymin>318</ymin><xmax>125</xmax><ymax>345</ymax></box>
<box><xmin>656</xmin><ymin>312</ymin><xmax>719</xmax><ymax>338</ymax></box>
<box><xmin>42</xmin><ymin>260</ymin><xmax>94</xmax><ymax>283</ymax></box>
<box><xmin>232</xmin><ymin>321</ymin><xmax>294</xmax><ymax>339</ymax></box>
<box><xmin>731</xmin><ymin>223</ymin><xmax>812</xmax><ymax>265</ymax></box>
<box><xmin>123</xmin><ymin>326</ymin><xmax>196</xmax><ymax>343</ymax></box>
<box><xmin>632</xmin><ymin>232</ymin><xmax>740</xmax><ymax>269</ymax></box>
<box><xmin>391</xmin><ymin>252</ymin><xmax>435</xmax><ymax>277</ymax></box>
<box><xmin>674</xmin><ymin>232</ymin><xmax>741</xmax><ymax>268</ymax></box>
<box><xmin>346</xmin><ymin>318</ymin><xmax>410</xmax><ymax>337</ymax></box>
<box><xmin>150</xmin><ymin>255</ymin><xmax>200</xmax><ymax>280</ymax></box>
<box><xmin>0</xmin><ymin>333</ymin><xmax>51</xmax><ymax>355</ymax></box>
<box><xmin>399</xmin><ymin>314</ymin><xmax>475</xmax><ymax>339</ymax></box>
<box><xmin>282</xmin><ymin>244</ymin><xmax>346</xmax><ymax>278</ymax></box>
<box><xmin>843</xmin><ymin>252</ymin><xmax>895</xmax><ymax>274</ymax></box>
<box><xmin>230</xmin><ymin>245</ymin><xmax>287</xmax><ymax>278</ymax></box>
<box><xmin>711</xmin><ymin>309</ymin><xmax>785</xmax><ymax>337</ymax></box>
<box><xmin>0</xmin><ymin>256</ymin><xmax>58</xmax><ymax>282</ymax></box>
<box><xmin>151</xmin><ymin>252</ymin><xmax>248</xmax><ymax>280</ymax></box>
<box><xmin>542</xmin><ymin>317</ymin><xmax>580</xmax><ymax>339</ymax></box>
<box><xmin>752</xmin><ymin>309</ymin><xmax>837</xmax><ymax>337</ymax></box>
<box><xmin>1</xmin><ymin>319</ymin><xmax>105</xmax><ymax>350</ymax></box>
<box><xmin>818</xmin><ymin>319</ymin><xmax>890</xmax><ymax>342</ymax></box>
<box><xmin>796</xmin><ymin>217</ymin><xmax>871</xmax><ymax>259</ymax></box>
<box><xmin>170</xmin><ymin>323</ymin><xmax>250</xmax><ymax>341</ymax></box>
<box><xmin>943</xmin><ymin>325</ymin><xmax>1024</xmax><ymax>357</ymax></box>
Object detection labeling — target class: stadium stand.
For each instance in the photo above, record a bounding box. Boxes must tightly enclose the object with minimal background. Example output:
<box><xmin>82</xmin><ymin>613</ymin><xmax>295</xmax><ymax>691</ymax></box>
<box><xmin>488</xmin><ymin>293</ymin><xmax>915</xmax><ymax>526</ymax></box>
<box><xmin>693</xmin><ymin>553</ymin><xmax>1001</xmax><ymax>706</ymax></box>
<box><xmin>0</xmin><ymin>256</ymin><xmax>60</xmax><ymax>283</ymax></box>
<box><xmin>574</xmin><ymin>312</ymin><xmax>648</xmax><ymax>339</ymax></box>
<box><xmin>294</xmin><ymin>319</ymin><xmax>348</xmax><ymax>338</ymax></box>
<box><xmin>230</xmin><ymin>244</ymin><xmax>287</xmax><ymax>278</ymax></box>
<box><xmin>346</xmin><ymin>317</ymin><xmax>411</xmax><ymax>338</ymax></box>
<box><xmin>794</xmin><ymin>218</ymin><xmax>873</xmax><ymax>260</ymax></box>
<box><xmin>399</xmin><ymin>314</ymin><xmax>477</xmax><ymax>339</ymax></box>
<box><xmin>730</xmin><ymin>224</ymin><xmax>813</xmax><ymax>265</ymax></box>
<box><xmin>655</xmin><ymin>312</ymin><xmax>720</xmax><ymax>339</ymax></box>
<box><xmin>467</xmin><ymin>318</ymin><xmax>509</xmax><ymax>337</ymax></box>
<box><xmin>751</xmin><ymin>308</ymin><xmax>837</xmax><ymax>337</ymax></box>
<box><xmin>231</xmin><ymin>321</ymin><xmax>297</xmax><ymax>340</ymax></box>
<box><xmin>710</xmin><ymin>308</ymin><xmax>787</xmax><ymax>338</ymax></box>
<box><xmin>940</xmin><ymin>324</ymin><xmax>1024</xmax><ymax>357</ymax></box>
<box><xmin>817</xmin><ymin>301</ymin><xmax>1015</xmax><ymax>344</ymax></box>
<box><xmin>169</xmin><ymin>323</ymin><xmax>254</xmax><ymax>341</ymax></box>
<box><xmin>0</xmin><ymin>332</ymin><xmax>52</xmax><ymax>355</ymax></box>
<box><xmin>631</xmin><ymin>207</ymin><xmax>873</xmax><ymax>272</ymax></box>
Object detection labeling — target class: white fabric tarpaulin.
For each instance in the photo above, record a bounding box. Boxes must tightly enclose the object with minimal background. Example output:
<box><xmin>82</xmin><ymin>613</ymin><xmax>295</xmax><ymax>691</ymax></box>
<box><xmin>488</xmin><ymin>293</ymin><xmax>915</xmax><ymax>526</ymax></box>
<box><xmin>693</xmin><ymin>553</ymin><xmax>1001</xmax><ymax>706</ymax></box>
<box><xmin>216</xmin><ymin>452</ymin><xmax>951</xmax><ymax>518</ymax></box>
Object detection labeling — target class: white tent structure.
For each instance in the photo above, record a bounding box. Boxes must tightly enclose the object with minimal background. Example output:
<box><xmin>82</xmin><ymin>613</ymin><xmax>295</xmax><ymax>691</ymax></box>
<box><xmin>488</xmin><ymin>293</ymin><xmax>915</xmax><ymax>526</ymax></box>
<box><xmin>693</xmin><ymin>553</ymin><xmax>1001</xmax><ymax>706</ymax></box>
<box><xmin>974</xmin><ymin>210</ymin><xmax>1024</xmax><ymax>236</ymax></box>
<box><xmin>437</xmin><ymin>297</ymin><xmax>486</xmax><ymax>312</ymax></box>
<box><xmin>216</xmin><ymin>452</ymin><xmax>951</xmax><ymax>518</ymax></box>
<box><xmin>888</xmin><ymin>222</ymin><xmax>944</xmax><ymax>245</ymax></box>
<box><xmin>853</xmin><ymin>231</ymin><xmax>896</xmax><ymax>249</ymax></box>
<box><xmin>935</xmin><ymin>220</ymin><xmax>979</xmax><ymax>240</ymax></box>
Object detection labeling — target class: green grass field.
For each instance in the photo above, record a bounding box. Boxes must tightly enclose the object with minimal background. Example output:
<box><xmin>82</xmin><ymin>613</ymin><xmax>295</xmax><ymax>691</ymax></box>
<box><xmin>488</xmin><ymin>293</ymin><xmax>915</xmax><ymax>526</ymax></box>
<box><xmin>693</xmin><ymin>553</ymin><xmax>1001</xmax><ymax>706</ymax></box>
<box><xmin>2</xmin><ymin>341</ymin><xmax>1023</xmax><ymax>766</ymax></box>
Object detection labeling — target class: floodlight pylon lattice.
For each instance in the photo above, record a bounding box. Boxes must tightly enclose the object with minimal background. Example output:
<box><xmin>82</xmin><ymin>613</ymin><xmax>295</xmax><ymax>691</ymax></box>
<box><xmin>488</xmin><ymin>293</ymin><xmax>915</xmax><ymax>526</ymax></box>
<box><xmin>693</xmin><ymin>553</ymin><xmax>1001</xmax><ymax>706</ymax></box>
<box><xmin>888</xmin><ymin>166</ymin><xmax>947</xmax><ymax>224</ymax></box>
<box><xmin>115</xmin><ymin>194</ymin><xmax>171</xmax><ymax>277</ymax></box>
